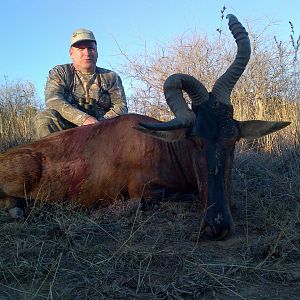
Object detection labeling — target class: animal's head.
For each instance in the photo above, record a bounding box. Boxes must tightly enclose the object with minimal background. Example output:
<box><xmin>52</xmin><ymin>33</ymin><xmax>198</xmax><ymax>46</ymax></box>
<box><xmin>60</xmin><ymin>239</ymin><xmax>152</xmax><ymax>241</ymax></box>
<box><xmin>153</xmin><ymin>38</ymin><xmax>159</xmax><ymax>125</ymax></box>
<box><xmin>137</xmin><ymin>14</ymin><xmax>290</xmax><ymax>240</ymax></box>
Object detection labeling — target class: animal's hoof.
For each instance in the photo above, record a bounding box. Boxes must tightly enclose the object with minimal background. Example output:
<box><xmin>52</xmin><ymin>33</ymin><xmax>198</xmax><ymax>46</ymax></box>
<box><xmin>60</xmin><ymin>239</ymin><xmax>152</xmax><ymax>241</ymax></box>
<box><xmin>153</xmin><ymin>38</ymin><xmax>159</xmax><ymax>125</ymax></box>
<box><xmin>8</xmin><ymin>207</ymin><xmax>25</xmax><ymax>219</ymax></box>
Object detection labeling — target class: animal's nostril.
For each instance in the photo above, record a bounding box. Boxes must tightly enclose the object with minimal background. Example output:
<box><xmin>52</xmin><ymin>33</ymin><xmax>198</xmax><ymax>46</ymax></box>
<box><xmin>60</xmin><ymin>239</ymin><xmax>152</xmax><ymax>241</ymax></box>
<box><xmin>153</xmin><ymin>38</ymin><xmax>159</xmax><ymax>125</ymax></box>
<box><xmin>202</xmin><ymin>224</ymin><xmax>231</xmax><ymax>241</ymax></box>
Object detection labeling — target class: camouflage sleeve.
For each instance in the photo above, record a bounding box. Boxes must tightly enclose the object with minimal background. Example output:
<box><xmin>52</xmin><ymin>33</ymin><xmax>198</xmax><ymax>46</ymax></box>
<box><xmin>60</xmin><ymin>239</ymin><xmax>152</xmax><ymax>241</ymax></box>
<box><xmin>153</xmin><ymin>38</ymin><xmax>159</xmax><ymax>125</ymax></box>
<box><xmin>104</xmin><ymin>72</ymin><xmax>128</xmax><ymax>119</ymax></box>
<box><xmin>45</xmin><ymin>66</ymin><xmax>89</xmax><ymax>126</ymax></box>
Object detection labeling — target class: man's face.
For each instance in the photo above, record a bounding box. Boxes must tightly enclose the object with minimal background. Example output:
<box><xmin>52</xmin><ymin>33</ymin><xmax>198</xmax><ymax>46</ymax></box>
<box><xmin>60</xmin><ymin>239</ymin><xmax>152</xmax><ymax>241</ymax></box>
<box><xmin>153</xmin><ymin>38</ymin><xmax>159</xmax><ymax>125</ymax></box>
<box><xmin>70</xmin><ymin>40</ymin><xmax>98</xmax><ymax>73</ymax></box>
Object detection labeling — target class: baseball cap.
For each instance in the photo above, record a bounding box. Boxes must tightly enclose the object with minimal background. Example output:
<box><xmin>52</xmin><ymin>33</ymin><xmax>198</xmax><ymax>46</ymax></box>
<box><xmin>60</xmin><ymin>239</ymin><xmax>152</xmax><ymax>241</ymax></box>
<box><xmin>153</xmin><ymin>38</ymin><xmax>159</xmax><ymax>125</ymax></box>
<box><xmin>70</xmin><ymin>28</ymin><xmax>96</xmax><ymax>46</ymax></box>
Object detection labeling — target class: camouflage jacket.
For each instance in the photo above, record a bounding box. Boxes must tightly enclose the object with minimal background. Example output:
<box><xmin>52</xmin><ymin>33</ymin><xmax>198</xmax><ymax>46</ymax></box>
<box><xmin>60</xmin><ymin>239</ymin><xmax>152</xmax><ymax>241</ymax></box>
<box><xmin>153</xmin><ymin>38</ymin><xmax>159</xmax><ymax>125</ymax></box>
<box><xmin>44</xmin><ymin>64</ymin><xmax>128</xmax><ymax>125</ymax></box>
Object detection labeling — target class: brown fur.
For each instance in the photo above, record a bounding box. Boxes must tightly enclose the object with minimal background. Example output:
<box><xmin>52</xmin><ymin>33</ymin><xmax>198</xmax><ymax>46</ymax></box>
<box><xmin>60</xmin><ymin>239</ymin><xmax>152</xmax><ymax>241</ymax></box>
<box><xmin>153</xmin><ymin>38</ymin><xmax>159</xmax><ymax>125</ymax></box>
<box><xmin>0</xmin><ymin>114</ymin><xmax>197</xmax><ymax>209</ymax></box>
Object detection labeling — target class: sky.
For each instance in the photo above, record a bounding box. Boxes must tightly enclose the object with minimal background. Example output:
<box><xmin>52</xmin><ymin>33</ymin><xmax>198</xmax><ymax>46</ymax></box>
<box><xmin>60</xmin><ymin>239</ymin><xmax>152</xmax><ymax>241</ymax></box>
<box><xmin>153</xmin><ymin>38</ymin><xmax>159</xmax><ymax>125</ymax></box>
<box><xmin>0</xmin><ymin>0</ymin><xmax>299</xmax><ymax>103</ymax></box>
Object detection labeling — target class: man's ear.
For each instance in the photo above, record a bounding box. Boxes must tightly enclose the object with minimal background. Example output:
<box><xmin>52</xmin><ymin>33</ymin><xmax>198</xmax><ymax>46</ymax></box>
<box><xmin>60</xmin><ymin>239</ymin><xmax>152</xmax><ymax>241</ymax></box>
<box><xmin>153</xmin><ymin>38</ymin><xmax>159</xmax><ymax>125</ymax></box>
<box><xmin>134</xmin><ymin>125</ymin><xmax>188</xmax><ymax>142</ymax></box>
<box><xmin>239</xmin><ymin>120</ymin><xmax>291</xmax><ymax>139</ymax></box>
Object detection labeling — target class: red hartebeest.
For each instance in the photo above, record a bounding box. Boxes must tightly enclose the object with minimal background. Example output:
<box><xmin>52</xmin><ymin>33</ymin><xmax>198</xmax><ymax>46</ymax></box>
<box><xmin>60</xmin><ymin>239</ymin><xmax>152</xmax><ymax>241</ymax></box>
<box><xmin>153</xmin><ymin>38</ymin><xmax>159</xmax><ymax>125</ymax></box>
<box><xmin>0</xmin><ymin>15</ymin><xmax>290</xmax><ymax>240</ymax></box>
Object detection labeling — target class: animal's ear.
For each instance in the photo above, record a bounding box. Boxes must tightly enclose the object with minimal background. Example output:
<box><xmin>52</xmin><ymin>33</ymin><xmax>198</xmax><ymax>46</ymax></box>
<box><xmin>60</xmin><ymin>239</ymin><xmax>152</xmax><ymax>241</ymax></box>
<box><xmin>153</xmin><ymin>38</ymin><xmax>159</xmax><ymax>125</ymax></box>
<box><xmin>134</xmin><ymin>125</ymin><xmax>188</xmax><ymax>142</ymax></box>
<box><xmin>239</xmin><ymin>120</ymin><xmax>291</xmax><ymax>139</ymax></box>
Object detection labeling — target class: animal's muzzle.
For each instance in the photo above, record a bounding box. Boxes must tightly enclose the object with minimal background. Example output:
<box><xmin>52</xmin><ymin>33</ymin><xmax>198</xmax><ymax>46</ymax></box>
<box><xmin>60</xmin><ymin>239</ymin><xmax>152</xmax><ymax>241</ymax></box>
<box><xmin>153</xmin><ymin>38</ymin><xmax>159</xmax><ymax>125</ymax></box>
<box><xmin>200</xmin><ymin>218</ymin><xmax>233</xmax><ymax>241</ymax></box>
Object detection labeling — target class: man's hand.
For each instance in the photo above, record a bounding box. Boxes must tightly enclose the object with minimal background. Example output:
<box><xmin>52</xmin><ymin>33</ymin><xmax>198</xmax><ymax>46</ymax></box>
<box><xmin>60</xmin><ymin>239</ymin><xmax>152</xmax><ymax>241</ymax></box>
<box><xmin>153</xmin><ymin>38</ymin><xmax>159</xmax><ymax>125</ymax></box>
<box><xmin>104</xmin><ymin>110</ymin><xmax>118</xmax><ymax>119</ymax></box>
<box><xmin>82</xmin><ymin>116</ymin><xmax>99</xmax><ymax>126</ymax></box>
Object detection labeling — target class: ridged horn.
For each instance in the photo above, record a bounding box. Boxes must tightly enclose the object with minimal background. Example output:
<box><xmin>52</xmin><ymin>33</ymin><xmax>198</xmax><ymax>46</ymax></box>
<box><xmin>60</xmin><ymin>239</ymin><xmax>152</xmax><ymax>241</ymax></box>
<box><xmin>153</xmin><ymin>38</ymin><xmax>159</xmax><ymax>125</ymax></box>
<box><xmin>211</xmin><ymin>14</ymin><xmax>251</xmax><ymax>105</ymax></box>
<box><xmin>139</xmin><ymin>73</ymin><xmax>209</xmax><ymax>131</ymax></box>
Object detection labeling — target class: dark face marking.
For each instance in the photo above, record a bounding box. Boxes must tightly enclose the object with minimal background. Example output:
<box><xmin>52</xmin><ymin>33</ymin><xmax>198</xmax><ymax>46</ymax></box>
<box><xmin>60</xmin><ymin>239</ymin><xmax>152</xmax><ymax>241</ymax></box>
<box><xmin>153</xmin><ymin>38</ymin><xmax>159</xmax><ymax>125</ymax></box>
<box><xmin>190</xmin><ymin>94</ymin><xmax>240</xmax><ymax>240</ymax></box>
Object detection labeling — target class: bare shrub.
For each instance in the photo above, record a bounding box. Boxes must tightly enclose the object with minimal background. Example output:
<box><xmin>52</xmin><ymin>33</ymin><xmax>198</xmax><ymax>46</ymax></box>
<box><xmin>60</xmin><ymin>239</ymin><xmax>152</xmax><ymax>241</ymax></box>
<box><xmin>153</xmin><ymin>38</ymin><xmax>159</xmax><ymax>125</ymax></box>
<box><xmin>122</xmin><ymin>20</ymin><xmax>300</xmax><ymax>153</ymax></box>
<box><xmin>0</xmin><ymin>77</ymin><xmax>39</xmax><ymax>151</ymax></box>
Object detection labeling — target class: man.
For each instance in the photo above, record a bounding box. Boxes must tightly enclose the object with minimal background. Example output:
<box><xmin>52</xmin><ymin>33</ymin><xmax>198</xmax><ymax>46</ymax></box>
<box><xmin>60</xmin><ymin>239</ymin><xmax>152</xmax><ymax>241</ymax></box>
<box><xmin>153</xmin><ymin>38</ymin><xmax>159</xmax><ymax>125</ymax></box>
<box><xmin>35</xmin><ymin>28</ymin><xmax>128</xmax><ymax>138</ymax></box>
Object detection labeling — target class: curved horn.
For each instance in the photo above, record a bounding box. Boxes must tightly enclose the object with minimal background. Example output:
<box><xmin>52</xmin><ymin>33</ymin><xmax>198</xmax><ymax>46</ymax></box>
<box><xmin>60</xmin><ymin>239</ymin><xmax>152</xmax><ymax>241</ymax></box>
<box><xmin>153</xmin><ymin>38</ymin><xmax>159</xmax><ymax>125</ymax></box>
<box><xmin>139</xmin><ymin>73</ymin><xmax>209</xmax><ymax>131</ymax></box>
<box><xmin>211</xmin><ymin>14</ymin><xmax>251</xmax><ymax>105</ymax></box>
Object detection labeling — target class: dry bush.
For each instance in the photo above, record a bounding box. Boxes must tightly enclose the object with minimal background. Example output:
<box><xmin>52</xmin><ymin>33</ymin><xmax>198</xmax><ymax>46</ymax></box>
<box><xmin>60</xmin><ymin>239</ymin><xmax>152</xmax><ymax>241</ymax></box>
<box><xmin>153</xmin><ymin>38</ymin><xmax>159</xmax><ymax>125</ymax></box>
<box><xmin>0</xmin><ymin>77</ymin><xmax>39</xmax><ymax>151</ymax></box>
<box><xmin>121</xmin><ymin>21</ymin><xmax>300</xmax><ymax>153</ymax></box>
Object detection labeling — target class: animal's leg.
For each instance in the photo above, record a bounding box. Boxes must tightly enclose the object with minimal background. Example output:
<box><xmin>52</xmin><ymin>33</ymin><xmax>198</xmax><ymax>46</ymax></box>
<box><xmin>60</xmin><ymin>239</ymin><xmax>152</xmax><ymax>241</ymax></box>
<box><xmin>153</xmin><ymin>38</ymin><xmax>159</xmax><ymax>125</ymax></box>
<box><xmin>0</xmin><ymin>196</ymin><xmax>25</xmax><ymax>218</ymax></box>
<box><xmin>0</xmin><ymin>151</ymin><xmax>42</xmax><ymax>198</ymax></box>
